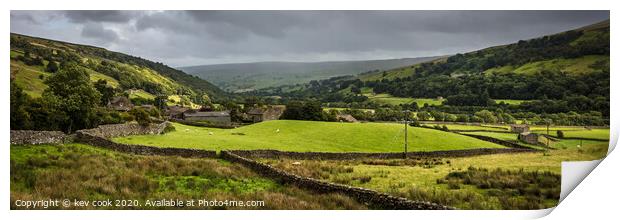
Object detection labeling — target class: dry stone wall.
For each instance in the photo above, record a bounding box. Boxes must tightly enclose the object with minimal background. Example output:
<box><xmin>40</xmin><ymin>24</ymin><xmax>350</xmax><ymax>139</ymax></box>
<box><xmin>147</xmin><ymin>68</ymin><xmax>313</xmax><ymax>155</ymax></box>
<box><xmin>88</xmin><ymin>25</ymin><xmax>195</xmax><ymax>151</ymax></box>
<box><xmin>10</xmin><ymin>130</ymin><xmax>73</xmax><ymax>145</ymax></box>
<box><xmin>74</xmin><ymin>122</ymin><xmax>216</xmax><ymax>158</ymax></box>
<box><xmin>230</xmin><ymin>148</ymin><xmax>536</xmax><ymax>160</ymax></box>
<box><xmin>77</xmin><ymin>121</ymin><xmax>171</xmax><ymax>138</ymax></box>
<box><xmin>220</xmin><ymin>150</ymin><xmax>454</xmax><ymax>210</ymax></box>
<box><xmin>457</xmin><ymin>133</ymin><xmax>536</xmax><ymax>149</ymax></box>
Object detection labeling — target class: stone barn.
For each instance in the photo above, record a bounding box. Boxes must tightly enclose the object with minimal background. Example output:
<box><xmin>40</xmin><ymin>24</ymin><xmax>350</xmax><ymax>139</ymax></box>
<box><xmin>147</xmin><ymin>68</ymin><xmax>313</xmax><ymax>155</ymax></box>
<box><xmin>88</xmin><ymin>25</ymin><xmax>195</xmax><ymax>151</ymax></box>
<box><xmin>247</xmin><ymin>105</ymin><xmax>286</xmax><ymax>123</ymax></box>
<box><xmin>510</xmin><ymin>124</ymin><xmax>530</xmax><ymax>133</ymax></box>
<box><xmin>108</xmin><ymin>96</ymin><xmax>133</xmax><ymax>111</ymax></box>
<box><xmin>183</xmin><ymin>111</ymin><xmax>231</xmax><ymax>126</ymax></box>
<box><xmin>165</xmin><ymin>105</ymin><xmax>189</xmax><ymax>119</ymax></box>
<box><xmin>518</xmin><ymin>132</ymin><xmax>539</xmax><ymax>145</ymax></box>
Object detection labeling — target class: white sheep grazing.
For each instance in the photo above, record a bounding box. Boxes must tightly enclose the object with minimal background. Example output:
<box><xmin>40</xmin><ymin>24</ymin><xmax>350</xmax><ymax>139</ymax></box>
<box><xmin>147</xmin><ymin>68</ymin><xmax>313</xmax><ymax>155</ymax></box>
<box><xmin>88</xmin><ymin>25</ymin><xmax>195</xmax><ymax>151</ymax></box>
<box><xmin>208</xmin><ymin>132</ymin><xmax>214</xmax><ymax>135</ymax></box>
<box><xmin>276</xmin><ymin>129</ymin><xmax>280</xmax><ymax>133</ymax></box>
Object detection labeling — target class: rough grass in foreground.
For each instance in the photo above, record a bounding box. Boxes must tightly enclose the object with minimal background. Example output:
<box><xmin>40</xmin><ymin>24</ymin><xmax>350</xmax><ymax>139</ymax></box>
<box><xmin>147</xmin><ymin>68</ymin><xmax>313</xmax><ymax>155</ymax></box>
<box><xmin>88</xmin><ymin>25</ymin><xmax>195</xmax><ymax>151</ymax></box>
<box><xmin>10</xmin><ymin>144</ymin><xmax>364</xmax><ymax>210</ymax></box>
<box><xmin>263</xmin><ymin>138</ymin><xmax>607</xmax><ymax>209</ymax></box>
<box><xmin>113</xmin><ymin>120</ymin><xmax>506</xmax><ymax>152</ymax></box>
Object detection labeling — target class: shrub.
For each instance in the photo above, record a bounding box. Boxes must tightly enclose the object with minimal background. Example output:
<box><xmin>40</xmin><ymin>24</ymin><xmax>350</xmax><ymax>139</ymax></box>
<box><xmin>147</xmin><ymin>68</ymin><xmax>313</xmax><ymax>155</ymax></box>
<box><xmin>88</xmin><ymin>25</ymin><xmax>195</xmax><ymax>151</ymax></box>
<box><xmin>408</xmin><ymin>120</ymin><xmax>421</xmax><ymax>127</ymax></box>
<box><xmin>129</xmin><ymin>108</ymin><xmax>151</xmax><ymax>126</ymax></box>
<box><xmin>162</xmin><ymin>123</ymin><xmax>176</xmax><ymax>134</ymax></box>
<box><xmin>447</xmin><ymin>180</ymin><xmax>461</xmax><ymax>190</ymax></box>
<box><xmin>556</xmin><ymin>130</ymin><xmax>564</xmax><ymax>138</ymax></box>
<box><xmin>354</xmin><ymin>176</ymin><xmax>372</xmax><ymax>184</ymax></box>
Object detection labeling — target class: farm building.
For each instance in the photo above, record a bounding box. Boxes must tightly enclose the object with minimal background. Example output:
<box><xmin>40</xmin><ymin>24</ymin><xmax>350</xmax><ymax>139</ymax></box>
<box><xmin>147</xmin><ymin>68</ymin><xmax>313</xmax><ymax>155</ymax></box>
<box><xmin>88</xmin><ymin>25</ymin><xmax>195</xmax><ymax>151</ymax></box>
<box><xmin>165</xmin><ymin>105</ymin><xmax>189</xmax><ymax>119</ymax></box>
<box><xmin>510</xmin><ymin>124</ymin><xmax>530</xmax><ymax>133</ymax></box>
<box><xmin>183</xmin><ymin>111</ymin><xmax>231</xmax><ymax>125</ymax></box>
<box><xmin>107</xmin><ymin>96</ymin><xmax>133</xmax><ymax>111</ymax></box>
<box><xmin>336</xmin><ymin>114</ymin><xmax>358</xmax><ymax>122</ymax></box>
<box><xmin>247</xmin><ymin>105</ymin><xmax>286</xmax><ymax>123</ymax></box>
<box><xmin>518</xmin><ymin>132</ymin><xmax>539</xmax><ymax>145</ymax></box>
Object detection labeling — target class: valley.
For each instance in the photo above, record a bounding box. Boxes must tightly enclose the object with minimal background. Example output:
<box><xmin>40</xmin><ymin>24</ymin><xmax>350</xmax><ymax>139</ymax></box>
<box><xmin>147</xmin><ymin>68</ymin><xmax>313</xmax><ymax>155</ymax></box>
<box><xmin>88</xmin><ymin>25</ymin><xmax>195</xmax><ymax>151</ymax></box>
<box><xmin>9</xmin><ymin>17</ymin><xmax>610</xmax><ymax>210</ymax></box>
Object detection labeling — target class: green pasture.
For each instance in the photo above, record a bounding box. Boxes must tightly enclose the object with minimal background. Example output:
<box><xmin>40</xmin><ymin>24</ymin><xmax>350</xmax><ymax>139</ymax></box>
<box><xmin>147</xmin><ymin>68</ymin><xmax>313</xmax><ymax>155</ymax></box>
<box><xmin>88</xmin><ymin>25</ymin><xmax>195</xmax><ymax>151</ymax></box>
<box><xmin>114</xmin><ymin>120</ymin><xmax>506</xmax><ymax>152</ymax></box>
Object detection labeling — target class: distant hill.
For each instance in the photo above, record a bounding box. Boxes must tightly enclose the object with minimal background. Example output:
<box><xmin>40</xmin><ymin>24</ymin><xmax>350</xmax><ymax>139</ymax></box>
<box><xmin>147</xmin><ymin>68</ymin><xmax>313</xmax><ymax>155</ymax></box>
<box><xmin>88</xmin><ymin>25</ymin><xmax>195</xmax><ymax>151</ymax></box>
<box><xmin>179</xmin><ymin>57</ymin><xmax>440</xmax><ymax>92</ymax></box>
<box><xmin>10</xmin><ymin>33</ymin><xmax>227</xmax><ymax>105</ymax></box>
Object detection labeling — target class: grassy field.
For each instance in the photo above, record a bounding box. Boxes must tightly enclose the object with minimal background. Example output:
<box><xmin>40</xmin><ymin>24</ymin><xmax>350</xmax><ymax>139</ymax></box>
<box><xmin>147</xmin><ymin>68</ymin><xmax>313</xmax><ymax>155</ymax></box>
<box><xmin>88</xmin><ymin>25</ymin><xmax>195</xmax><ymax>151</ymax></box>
<box><xmin>128</xmin><ymin>89</ymin><xmax>156</xmax><ymax>100</ymax></box>
<box><xmin>87</xmin><ymin>68</ymin><xmax>120</xmax><ymax>88</ymax></box>
<box><xmin>532</xmin><ymin>128</ymin><xmax>610</xmax><ymax>140</ymax></box>
<box><xmin>459</xmin><ymin>131</ymin><xmax>518</xmax><ymax>141</ymax></box>
<box><xmin>323</xmin><ymin>107</ymin><xmax>375</xmax><ymax>113</ymax></box>
<box><xmin>494</xmin><ymin>99</ymin><xmax>526</xmax><ymax>105</ymax></box>
<box><xmin>11</xmin><ymin>59</ymin><xmax>119</xmax><ymax>97</ymax></box>
<box><xmin>263</xmin><ymin>138</ymin><xmax>608</xmax><ymax>209</ymax></box>
<box><xmin>10</xmin><ymin>60</ymin><xmax>50</xmax><ymax>98</ymax></box>
<box><xmin>363</xmin><ymin>93</ymin><xmax>442</xmax><ymax>106</ymax></box>
<box><xmin>483</xmin><ymin>55</ymin><xmax>609</xmax><ymax>76</ymax></box>
<box><xmin>10</xmin><ymin>144</ymin><xmax>364</xmax><ymax>210</ymax></box>
<box><xmin>114</xmin><ymin>120</ymin><xmax>506</xmax><ymax>152</ymax></box>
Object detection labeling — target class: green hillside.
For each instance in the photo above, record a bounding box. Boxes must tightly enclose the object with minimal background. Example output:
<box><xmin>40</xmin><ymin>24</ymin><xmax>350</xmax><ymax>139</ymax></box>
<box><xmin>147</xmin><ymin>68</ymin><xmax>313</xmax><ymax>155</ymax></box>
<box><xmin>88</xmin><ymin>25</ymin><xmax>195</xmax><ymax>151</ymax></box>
<box><xmin>254</xmin><ymin>20</ymin><xmax>609</xmax><ymax>119</ymax></box>
<box><xmin>113</xmin><ymin>120</ymin><xmax>505</xmax><ymax>152</ymax></box>
<box><xmin>358</xmin><ymin>19</ymin><xmax>609</xmax><ymax>100</ymax></box>
<box><xmin>10</xmin><ymin>33</ymin><xmax>227</xmax><ymax>104</ymax></box>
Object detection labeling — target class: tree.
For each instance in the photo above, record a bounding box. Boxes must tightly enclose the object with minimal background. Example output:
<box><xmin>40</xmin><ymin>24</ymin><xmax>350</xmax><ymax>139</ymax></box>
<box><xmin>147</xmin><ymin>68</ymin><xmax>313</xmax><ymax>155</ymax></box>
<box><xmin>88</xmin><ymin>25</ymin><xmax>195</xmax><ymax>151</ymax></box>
<box><xmin>43</xmin><ymin>62</ymin><xmax>101</xmax><ymax>132</ymax></box>
<box><xmin>154</xmin><ymin>95</ymin><xmax>168</xmax><ymax>110</ymax></box>
<box><xmin>46</xmin><ymin>61</ymin><xmax>59</xmax><ymax>73</ymax></box>
<box><xmin>474</xmin><ymin>110</ymin><xmax>498</xmax><ymax>124</ymax></box>
<box><xmin>445</xmin><ymin>113</ymin><xmax>458</xmax><ymax>122</ymax></box>
<box><xmin>130</xmin><ymin>108</ymin><xmax>151</xmax><ymax>126</ymax></box>
<box><xmin>10</xmin><ymin>82</ymin><xmax>32</xmax><ymax>129</ymax></box>
<box><xmin>430</xmin><ymin>111</ymin><xmax>446</xmax><ymax>121</ymax></box>
<box><xmin>281</xmin><ymin>101</ymin><xmax>324</xmax><ymax>121</ymax></box>
<box><xmin>416</xmin><ymin>111</ymin><xmax>431</xmax><ymax>121</ymax></box>
<box><xmin>94</xmin><ymin>79</ymin><xmax>116</xmax><ymax>106</ymax></box>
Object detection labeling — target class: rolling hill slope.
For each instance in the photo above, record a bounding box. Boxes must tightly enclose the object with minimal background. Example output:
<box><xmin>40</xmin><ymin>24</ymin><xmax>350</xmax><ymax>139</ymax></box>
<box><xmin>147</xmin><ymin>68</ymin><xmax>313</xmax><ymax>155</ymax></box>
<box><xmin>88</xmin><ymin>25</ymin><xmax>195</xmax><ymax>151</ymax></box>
<box><xmin>179</xmin><ymin>57</ymin><xmax>440</xmax><ymax>92</ymax></box>
<box><xmin>10</xmin><ymin>33</ymin><xmax>227</xmax><ymax>104</ymax></box>
<box><xmin>257</xmin><ymin>20</ymin><xmax>609</xmax><ymax>112</ymax></box>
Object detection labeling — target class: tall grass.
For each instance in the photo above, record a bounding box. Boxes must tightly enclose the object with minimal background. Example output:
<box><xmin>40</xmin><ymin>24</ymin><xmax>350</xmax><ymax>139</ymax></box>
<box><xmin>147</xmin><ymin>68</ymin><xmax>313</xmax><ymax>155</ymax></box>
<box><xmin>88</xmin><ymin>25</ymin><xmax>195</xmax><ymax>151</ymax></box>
<box><xmin>436</xmin><ymin>167</ymin><xmax>560</xmax><ymax>209</ymax></box>
<box><xmin>10</xmin><ymin>144</ymin><xmax>365</xmax><ymax>210</ymax></box>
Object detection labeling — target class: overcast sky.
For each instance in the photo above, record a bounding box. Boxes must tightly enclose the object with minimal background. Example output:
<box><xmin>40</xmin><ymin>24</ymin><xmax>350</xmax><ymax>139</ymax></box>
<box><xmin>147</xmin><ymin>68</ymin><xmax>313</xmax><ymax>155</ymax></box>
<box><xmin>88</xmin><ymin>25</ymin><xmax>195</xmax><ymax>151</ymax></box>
<box><xmin>10</xmin><ymin>10</ymin><xmax>609</xmax><ymax>67</ymax></box>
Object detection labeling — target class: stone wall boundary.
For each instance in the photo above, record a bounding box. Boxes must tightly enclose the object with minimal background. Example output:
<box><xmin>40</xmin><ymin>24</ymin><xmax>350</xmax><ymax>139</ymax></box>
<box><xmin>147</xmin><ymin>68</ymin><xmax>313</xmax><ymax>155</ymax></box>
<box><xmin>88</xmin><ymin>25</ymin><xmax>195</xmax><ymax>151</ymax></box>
<box><xmin>230</xmin><ymin>148</ymin><xmax>537</xmax><ymax>160</ymax></box>
<box><xmin>10</xmin><ymin>130</ymin><xmax>73</xmax><ymax>145</ymax></box>
<box><xmin>75</xmin><ymin>131</ymin><xmax>217</xmax><ymax>158</ymax></box>
<box><xmin>220</xmin><ymin>150</ymin><xmax>455</xmax><ymax>210</ymax></box>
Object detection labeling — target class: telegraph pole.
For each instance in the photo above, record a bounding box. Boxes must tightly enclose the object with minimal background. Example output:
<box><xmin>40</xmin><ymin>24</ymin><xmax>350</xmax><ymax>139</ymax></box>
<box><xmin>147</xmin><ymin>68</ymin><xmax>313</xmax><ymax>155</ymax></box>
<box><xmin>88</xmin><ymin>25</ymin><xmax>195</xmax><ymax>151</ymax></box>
<box><xmin>546</xmin><ymin>119</ymin><xmax>550</xmax><ymax>149</ymax></box>
<box><xmin>403</xmin><ymin>110</ymin><xmax>410</xmax><ymax>159</ymax></box>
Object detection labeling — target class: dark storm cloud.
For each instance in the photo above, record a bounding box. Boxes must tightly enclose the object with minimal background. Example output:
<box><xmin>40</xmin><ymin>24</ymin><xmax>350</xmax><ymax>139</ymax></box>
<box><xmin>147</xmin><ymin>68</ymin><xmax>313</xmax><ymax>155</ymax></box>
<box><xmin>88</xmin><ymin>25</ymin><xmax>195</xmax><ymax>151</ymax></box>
<box><xmin>9</xmin><ymin>10</ymin><xmax>609</xmax><ymax>66</ymax></box>
<box><xmin>81</xmin><ymin>22</ymin><xmax>120</xmax><ymax>44</ymax></box>
<box><xmin>63</xmin><ymin>10</ymin><xmax>139</xmax><ymax>23</ymax></box>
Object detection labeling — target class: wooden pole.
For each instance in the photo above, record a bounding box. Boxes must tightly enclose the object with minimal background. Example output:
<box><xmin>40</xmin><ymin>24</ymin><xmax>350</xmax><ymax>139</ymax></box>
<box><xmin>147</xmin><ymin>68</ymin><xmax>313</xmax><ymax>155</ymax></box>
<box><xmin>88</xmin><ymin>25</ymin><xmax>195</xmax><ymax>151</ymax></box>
<box><xmin>404</xmin><ymin>110</ymin><xmax>410</xmax><ymax>159</ymax></box>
